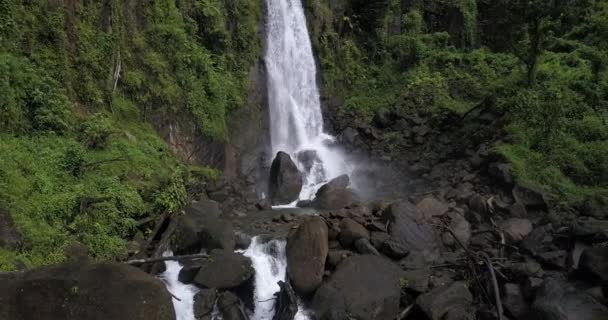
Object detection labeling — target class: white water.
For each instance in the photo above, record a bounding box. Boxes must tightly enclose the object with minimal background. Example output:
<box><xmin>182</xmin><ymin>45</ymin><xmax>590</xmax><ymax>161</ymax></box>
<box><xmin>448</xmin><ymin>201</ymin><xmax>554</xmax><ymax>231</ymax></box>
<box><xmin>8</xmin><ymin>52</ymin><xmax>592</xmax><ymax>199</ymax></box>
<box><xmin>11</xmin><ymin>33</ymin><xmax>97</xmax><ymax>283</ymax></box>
<box><xmin>159</xmin><ymin>251</ymin><xmax>199</xmax><ymax>320</ymax></box>
<box><xmin>265</xmin><ymin>0</ymin><xmax>351</xmax><ymax>201</ymax></box>
<box><xmin>161</xmin><ymin>238</ymin><xmax>311</xmax><ymax>320</ymax></box>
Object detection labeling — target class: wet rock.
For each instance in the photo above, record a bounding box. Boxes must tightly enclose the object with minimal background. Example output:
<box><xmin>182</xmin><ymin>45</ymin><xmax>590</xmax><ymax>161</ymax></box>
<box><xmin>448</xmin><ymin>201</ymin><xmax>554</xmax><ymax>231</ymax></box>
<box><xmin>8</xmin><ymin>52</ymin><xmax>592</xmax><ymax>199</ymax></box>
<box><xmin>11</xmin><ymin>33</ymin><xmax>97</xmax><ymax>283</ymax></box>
<box><xmin>1</xmin><ymin>262</ymin><xmax>175</xmax><ymax>320</ymax></box>
<box><xmin>312</xmin><ymin>175</ymin><xmax>353</xmax><ymax>210</ymax></box>
<box><xmin>338</xmin><ymin>218</ymin><xmax>369</xmax><ymax>248</ymax></box>
<box><xmin>532</xmin><ymin>278</ymin><xmax>608</xmax><ymax>320</ymax></box>
<box><xmin>286</xmin><ymin>217</ymin><xmax>328</xmax><ymax>295</ymax></box>
<box><xmin>499</xmin><ymin>218</ymin><xmax>533</xmax><ymax>243</ymax></box>
<box><xmin>579</xmin><ymin>247</ymin><xmax>608</xmax><ymax>282</ymax></box>
<box><xmin>340</xmin><ymin>127</ymin><xmax>359</xmax><ymax>145</ymax></box>
<box><xmin>173</xmin><ymin>210</ymin><xmax>235</xmax><ymax>254</ymax></box>
<box><xmin>269</xmin><ymin>152</ymin><xmax>303</xmax><ymax>205</ymax></box>
<box><xmin>383</xmin><ymin>200</ymin><xmax>440</xmax><ymax>259</ymax></box>
<box><xmin>416</xmin><ymin>196</ymin><xmax>449</xmax><ymax>221</ymax></box>
<box><xmin>354</xmin><ymin>238</ymin><xmax>380</xmax><ymax>256</ymax></box>
<box><xmin>0</xmin><ymin>208</ymin><xmax>21</xmax><ymax>250</ymax></box>
<box><xmin>502</xmin><ymin>283</ymin><xmax>530</xmax><ymax>319</ymax></box>
<box><xmin>313</xmin><ymin>255</ymin><xmax>402</xmax><ymax>320</ymax></box>
<box><xmin>273</xmin><ymin>281</ymin><xmax>298</xmax><ymax>320</ymax></box>
<box><xmin>193</xmin><ymin>250</ymin><xmax>253</xmax><ymax>290</ymax></box>
<box><xmin>218</xmin><ymin>292</ymin><xmax>249</xmax><ymax>320</ymax></box>
<box><xmin>572</xmin><ymin>218</ymin><xmax>608</xmax><ymax>241</ymax></box>
<box><xmin>416</xmin><ymin>281</ymin><xmax>473</xmax><ymax>320</ymax></box>
<box><xmin>194</xmin><ymin>289</ymin><xmax>217</xmax><ymax>320</ymax></box>
<box><xmin>295</xmin><ymin>200</ymin><xmax>312</xmax><ymax>208</ymax></box>
<box><xmin>235</xmin><ymin>232</ymin><xmax>252</xmax><ymax>250</ymax></box>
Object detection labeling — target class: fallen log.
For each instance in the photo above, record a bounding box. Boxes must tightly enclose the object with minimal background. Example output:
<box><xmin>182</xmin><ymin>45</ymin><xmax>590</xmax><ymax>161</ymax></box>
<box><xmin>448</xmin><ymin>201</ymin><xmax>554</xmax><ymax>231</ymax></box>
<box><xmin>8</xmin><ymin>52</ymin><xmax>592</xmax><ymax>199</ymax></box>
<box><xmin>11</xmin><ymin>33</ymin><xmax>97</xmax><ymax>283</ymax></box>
<box><xmin>125</xmin><ymin>253</ymin><xmax>210</xmax><ymax>265</ymax></box>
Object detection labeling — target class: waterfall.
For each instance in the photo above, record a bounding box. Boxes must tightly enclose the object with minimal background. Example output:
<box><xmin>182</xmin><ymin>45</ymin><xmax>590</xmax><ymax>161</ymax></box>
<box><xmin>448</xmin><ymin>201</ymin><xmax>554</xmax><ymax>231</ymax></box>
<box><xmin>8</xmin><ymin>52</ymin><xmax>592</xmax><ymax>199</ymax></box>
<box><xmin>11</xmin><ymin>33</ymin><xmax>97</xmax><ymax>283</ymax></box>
<box><xmin>265</xmin><ymin>0</ymin><xmax>351</xmax><ymax>201</ymax></box>
<box><xmin>161</xmin><ymin>238</ymin><xmax>311</xmax><ymax>320</ymax></box>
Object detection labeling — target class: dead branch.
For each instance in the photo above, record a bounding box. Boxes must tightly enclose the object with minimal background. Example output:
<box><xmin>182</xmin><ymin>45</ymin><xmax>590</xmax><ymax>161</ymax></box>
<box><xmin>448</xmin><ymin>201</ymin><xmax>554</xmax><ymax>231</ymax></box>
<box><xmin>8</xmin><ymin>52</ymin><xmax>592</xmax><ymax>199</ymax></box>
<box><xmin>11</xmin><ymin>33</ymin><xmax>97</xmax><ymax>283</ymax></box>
<box><xmin>481</xmin><ymin>252</ymin><xmax>504</xmax><ymax>320</ymax></box>
<box><xmin>398</xmin><ymin>304</ymin><xmax>414</xmax><ymax>320</ymax></box>
<box><xmin>124</xmin><ymin>253</ymin><xmax>210</xmax><ymax>265</ymax></box>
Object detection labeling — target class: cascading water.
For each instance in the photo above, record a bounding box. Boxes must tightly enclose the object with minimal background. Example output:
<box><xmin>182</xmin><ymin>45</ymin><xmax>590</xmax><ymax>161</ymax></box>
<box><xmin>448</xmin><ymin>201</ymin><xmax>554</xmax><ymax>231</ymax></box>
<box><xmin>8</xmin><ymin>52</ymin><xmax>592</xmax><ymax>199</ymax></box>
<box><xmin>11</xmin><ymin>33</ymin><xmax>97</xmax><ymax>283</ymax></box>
<box><xmin>265</xmin><ymin>0</ymin><xmax>351</xmax><ymax>201</ymax></box>
<box><xmin>161</xmin><ymin>237</ymin><xmax>311</xmax><ymax>320</ymax></box>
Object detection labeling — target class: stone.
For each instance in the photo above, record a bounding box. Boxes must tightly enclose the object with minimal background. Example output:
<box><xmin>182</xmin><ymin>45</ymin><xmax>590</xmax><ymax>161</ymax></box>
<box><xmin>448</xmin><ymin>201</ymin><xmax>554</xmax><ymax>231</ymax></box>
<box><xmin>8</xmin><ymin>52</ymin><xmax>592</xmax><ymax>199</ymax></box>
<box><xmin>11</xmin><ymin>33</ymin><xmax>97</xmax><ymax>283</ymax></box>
<box><xmin>273</xmin><ymin>281</ymin><xmax>298</xmax><ymax>320</ymax></box>
<box><xmin>370</xmin><ymin>231</ymin><xmax>390</xmax><ymax>249</ymax></box>
<box><xmin>269</xmin><ymin>152</ymin><xmax>303</xmax><ymax>205</ymax></box>
<box><xmin>581</xmin><ymin>197</ymin><xmax>608</xmax><ymax>219</ymax></box>
<box><xmin>532</xmin><ymin>278</ymin><xmax>608</xmax><ymax>320</ymax></box>
<box><xmin>579</xmin><ymin>247</ymin><xmax>608</xmax><ymax>282</ymax></box>
<box><xmin>172</xmin><ymin>211</ymin><xmax>235</xmax><ymax>255</ymax></box>
<box><xmin>235</xmin><ymin>232</ymin><xmax>252</xmax><ymax>250</ymax></box>
<box><xmin>193</xmin><ymin>289</ymin><xmax>217</xmax><ymax>320</ymax></box>
<box><xmin>488</xmin><ymin>162</ymin><xmax>514</xmax><ymax>186</ymax></box>
<box><xmin>286</xmin><ymin>217</ymin><xmax>328</xmax><ymax>295</ymax></box>
<box><xmin>416</xmin><ymin>196</ymin><xmax>449</xmax><ymax>221</ymax></box>
<box><xmin>0</xmin><ymin>208</ymin><xmax>21</xmax><ymax>250</ymax></box>
<box><xmin>312</xmin><ymin>255</ymin><xmax>402</xmax><ymax>320</ymax></box>
<box><xmin>354</xmin><ymin>238</ymin><xmax>380</xmax><ymax>256</ymax></box>
<box><xmin>338</xmin><ymin>218</ymin><xmax>369</xmax><ymax>248</ymax></box>
<box><xmin>503</xmin><ymin>283</ymin><xmax>530</xmax><ymax>319</ymax></box>
<box><xmin>312</xmin><ymin>175</ymin><xmax>353</xmax><ymax>210</ymax></box>
<box><xmin>416</xmin><ymin>281</ymin><xmax>473</xmax><ymax>320</ymax></box>
<box><xmin>326</xmin><ymin>250</ymin><xmax>352</xmax><ymax>269</ymax></box>
<box><xmin>512</xmin><ymin>184</ymin><xmax>549</xmax><ymax>210</ymax></box>
<box><xmin>500</xmin><ymin>218</ymin><xmax>533</xmax><ymax>242</ymax></box>
<box><xmin>1</xmin><ymin>262</ymin><xmax>175</xmax><ymax>320</ymax></box>
<box><xmin>255</xmin><ymin>198</ymin><xmax>272</xmax><ymax>211</ymax></box>
<box><xmin>572</xmin><ymin>218</ymin><xmax>608</xmax><ymax>241</ymax></box>
<box><xmin>218</xmin><ymin>292</ymin><xmax>249</xmax><ymax>320</ymax></box>
<box><xmin>383</xmin><ymin>200</ymin><xmax>440</xmax><ymax>259</ymax></box>
<box><xmin>509</xmin><ymin>201</ymin><xmax>527</xmax><ymax>218</ymax></box>
<box><xmin>445</xmin><ymin>212</ymin><xmax>471</xmax><ymax>247</ymax></box>
<box><xmin>340</xmin><ymin>127</ymin><xmax>359</xmax><ymax>145</ymax></box>
<box><xmin>468</xmin><ymin>194</ymin><xmax>488</xmax><ymax>215</ymax></box>
<box><xmin>537</xmin><ymin>250</ymin><xmax>568</xmax><ymax>269</ymax></box>
<box><xmin>186</xmin><ymin>199</ymin><xmax>221</xmax><ymax>218</ymax></box>
<box><xmin>401</xmin><ymin>268</ymin><xmax>430</xmax><ymax>293</ymax></box>
<box><xmin>193</xmin><ymin>250</ymin><xmax>253</xmax><ymax>290</ymax></box>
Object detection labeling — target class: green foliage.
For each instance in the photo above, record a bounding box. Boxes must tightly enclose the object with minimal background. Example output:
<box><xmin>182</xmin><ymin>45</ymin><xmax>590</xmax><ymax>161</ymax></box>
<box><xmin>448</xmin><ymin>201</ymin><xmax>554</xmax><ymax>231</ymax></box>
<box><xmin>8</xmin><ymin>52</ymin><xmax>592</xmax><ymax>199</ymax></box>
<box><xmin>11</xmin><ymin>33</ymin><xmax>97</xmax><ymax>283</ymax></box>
<box><xmin>308</xmin><ymin>0</ymin><xmax>607</xmax><ymax>204</ymax></box>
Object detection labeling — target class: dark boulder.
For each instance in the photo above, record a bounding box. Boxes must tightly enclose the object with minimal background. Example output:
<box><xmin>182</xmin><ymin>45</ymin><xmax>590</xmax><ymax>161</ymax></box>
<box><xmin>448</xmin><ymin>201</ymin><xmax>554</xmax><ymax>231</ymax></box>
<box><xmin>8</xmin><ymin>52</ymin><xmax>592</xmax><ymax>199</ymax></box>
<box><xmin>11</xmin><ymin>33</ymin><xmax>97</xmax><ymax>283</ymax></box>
<box><xmin>513</xmin><ymin>184</ymin><xmax>549</xmax><ymax>210</ymax></box>
<box><xmin>354</xmin><ymin>238</ymin><xmax>380</xmax><ymax>256</ymax></box>
<box><xmin>1</xmin><ymin>262</ymin><xmax>175</xmax><ymax>320</ymax></box>
<box><xmin>193</xmin><ymin>289</ymin><xmax>217</xmax><ymax>320</ymax></box>
<box><xmin>218</xmin><ymin>292</ymin><xmax>249</xmax><ymax>320</ymax></box>
<box><xmin>0</xmin><ymin>208</ymin><xmax>21</xmax><ymax>250</ymax></box>
<box><xmin>488</xmin><ymin>162</ymin><xmax>514</xmax><ymax>186</ymax></box>
<box><xmin>312</xmin><ymin>175</ymin><xmax>353</xmax><ymax>210</ymax></box>
<box><xmin>269</xmin><ymin>152</ymin><xmax>303</xmax><ymax>205</ymax></box>
<box><xmin>581</xmin><ymin>197</ymin><xmax>608</xmax><ymax>219</ymax></box>
<box><xmin>193</xmin><ymin>250</ymin><xmax>254</xmax><ymax>290</ymax></box>
<box><xmin>286</xmin><ymin>217</ymin><xmax>328</xmax><ymax>295</ymax></box>
<box><xmin>272</xmin><ymin>281</ymin><xmax>298</xmax><ymax>320</ymax></box>
<box><xmin>383</xmin><ymin>200</ymin><xmax>440</xmax><ymax>259</ymax></box>
<box><xmin>416</xmin><ymin>281</ymin><xmax>473</xmax><ymax>320</ymax></box>
<box><xmin>172</xmin><ymin>210</ymin><xmax>235</xmax><ymax>255</ymax></box>
<box><xmin>338</xmin><ymin>218</ymin><xmax>369</xmax><ymax>248</ymax></box>
<box><xmin>185</xmin><ymin>199</ymin><xmax>221</xmax><ymax>218</ymax></box>
<box><xmin>503</xmin><ymin>283</ymin><xmax>530</xmax><ymax>319</ymax></box>
<box><xmin>532</xmin><ymin>278</ymin><xmax>608</xmax><ymax>320</ymax></box>
<box><xmin>312</xmin><ymin>255</ymin><xmax>402</xmax><ymax>320</ymax></box>
<box><xmin>579</xmin><ymin>247</ymin><xmax>608</xmax><ymax>282</ymax></box>
<box><xmin>326</xmin><ymin>250</ymin><xmax>352</xmax><ymax>269</ymax></box>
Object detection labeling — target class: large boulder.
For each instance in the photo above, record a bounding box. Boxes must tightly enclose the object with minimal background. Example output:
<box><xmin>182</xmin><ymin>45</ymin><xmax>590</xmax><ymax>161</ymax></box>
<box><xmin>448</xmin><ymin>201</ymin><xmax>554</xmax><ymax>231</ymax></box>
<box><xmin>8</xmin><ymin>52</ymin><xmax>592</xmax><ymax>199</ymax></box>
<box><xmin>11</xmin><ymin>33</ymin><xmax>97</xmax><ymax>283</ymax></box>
<box><xmin>193</xmin><ymin>250</ymin><xmax>254</xmax><ymax>290</ymax></box>
<box><xmin>383</xmin><ymin>200</ymin><xmax>441</xmax><ymax>259</ymax></box>
<box><xmin>0</xmin><ymin>262</ymin><xmax>175</xmax><ymax>320</ymax></box>
<box><xmin>312</xmin><ymin>255</ymin><xmax>402</xmax><ymax>320</ymax></box>
<box><xmin>532</xmin><ymin>278</ymin><xmax>608</xmax><ymax>320</ymax></box>
<box><xmin>0</xmin><ymin>208</ymin><xmax>21</xmax><ymax>250</ymax></box>
<box><xmin>172</xmin><ymin>211</ymin><xmax>235</xmax><ymax>255</ymax></box>
<box><xmin>273</xmin><ymin>281</ymin><xmax>298</xmax><ymax>320</ymax></box>
<box><xmin>416</xmin><ymin>281</ymin><xmax>473</xmax><ymax>320</ymax></box>
<box><xmin>269</xmin><ymin>152</ymin><xmax>303</xmax><ymax>205</ymax></box>
<box><xmin>286</xmin><ymin>217</ymin><xmax>328</xmax><ymax>295</ymax></box>
<box><xmin>579</xmin><ymin>247</ymin><xmax>608</xmax><ymax>282</ymax></box>
<box><xmin>312</xmin><ymin>175</ymin><xmax>354</xmax><ymax>210</ymax></box>
<box><xmin>193</xmin><ymin>289</ymin><xmax>217</xmax><ymax>320</ymax></box>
